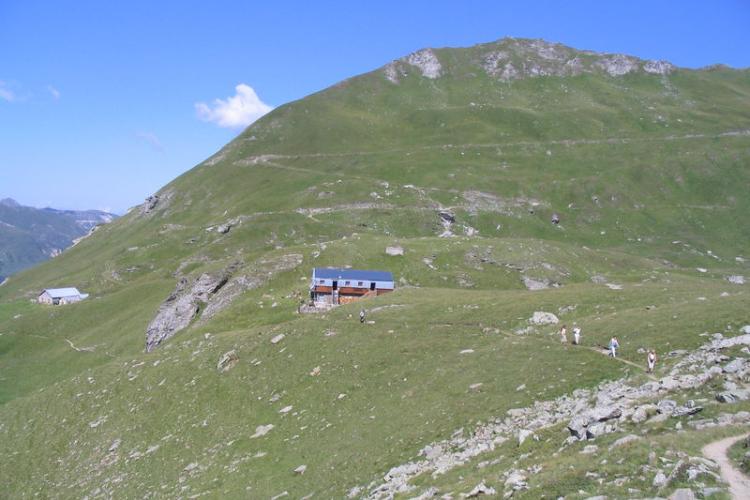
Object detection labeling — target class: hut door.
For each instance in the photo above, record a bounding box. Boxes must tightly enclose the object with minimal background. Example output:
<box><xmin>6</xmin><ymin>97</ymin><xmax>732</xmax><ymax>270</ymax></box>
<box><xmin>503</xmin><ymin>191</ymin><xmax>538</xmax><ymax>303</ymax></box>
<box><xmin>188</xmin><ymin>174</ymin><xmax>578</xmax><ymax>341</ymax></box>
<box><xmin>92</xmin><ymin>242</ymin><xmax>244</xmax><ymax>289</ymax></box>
<box><xmin>370</xmin><ymin>282</ymin><xmax>376</xmax><ymax>291</ymax></box>
<box><xmin>332</xmin><ymin>280</ymin><xmax>338</xmax><ymax>290</ymax></box>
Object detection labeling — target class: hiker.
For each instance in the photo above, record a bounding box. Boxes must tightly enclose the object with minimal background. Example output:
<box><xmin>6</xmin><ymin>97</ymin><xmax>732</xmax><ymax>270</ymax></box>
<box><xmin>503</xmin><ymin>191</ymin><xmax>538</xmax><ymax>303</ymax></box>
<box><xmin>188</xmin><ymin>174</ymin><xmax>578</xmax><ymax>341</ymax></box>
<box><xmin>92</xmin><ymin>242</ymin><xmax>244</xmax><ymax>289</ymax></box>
<box><xmin>647</xmin><ymin>349</ymin><xmax>657</xmax><ymax>373</ymax></box>
<box><xmin>359</xmin><ymin>308</ymin><xmax>366</xmax><ymax>324</ymax></box>
<box><xmin>573</xmin><ymin>325</ymin><xmax>581</xmax><ymax>345</ymax></box>
<box><xmin>559</xmin><ymin>325</ymin><xmax>568</xmax><ymax>343</ymax></box>
<box><xmin>609</xmin><ymin>336</ymin><xmax>620</xmax><ymax>358</ymax></box>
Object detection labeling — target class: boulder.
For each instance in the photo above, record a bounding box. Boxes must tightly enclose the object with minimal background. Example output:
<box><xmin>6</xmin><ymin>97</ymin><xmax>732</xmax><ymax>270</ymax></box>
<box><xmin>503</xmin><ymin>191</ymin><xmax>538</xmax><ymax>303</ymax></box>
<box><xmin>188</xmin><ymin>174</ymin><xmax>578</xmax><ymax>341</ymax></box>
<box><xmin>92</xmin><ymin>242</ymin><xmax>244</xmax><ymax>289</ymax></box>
<box><xmin>465</xmin><ymin>482</ymin><xmax>496</xmax><ymax>497</ymax></box>
<box><xmin>591</xmin><ymin>406</ymin><xmax>622</xmax><ymax>422</ymax></box>
<box><xmin>672</xmin><ymin>405</ymin><xmax>703</xmax><ymax>418</ymax></box>
<box><xmin>610</xmin><ymin>434</ymin><xmax>641</xmax><ymax>449</ymax></box>
<box><xmin>723</xmin><ymin>358</ymin><xmax>746</xmax><ymax>373</ymax></box>
<box><xmin>385</xmin><ymin>246</ymin><xmax>404</xmax><ymax>256</ymax></box>
<box><xmin>217</xmin><ymin>350</ymin><xmax>239</xmax><ymax>372</ymax></box>
<box><xmin>657</xmin><ymin>399</ymin><xmax>677</xmax><ymax>414</ymax></box>
<box><xmin>668</xmin><ymin>488</ymin><xmax>695</xmax><ymax>500</ymax></box>
<box><xmin>529</xmin><ymin>311</ymin><xmax>559</xmax><ymax>325</ymax></box>
<box><xmin>586</xmin><ymin>422</ymin><xmax>616</xmax><ymax>439</ymax></box>
<box><xmin>517</xmin><ymin>429</ymin><xmax>533</xmax><ymax>446</ymax></box>
<box><xmin>504</xmin><ymin>469</ymin><xmax>528</xmax><ymax>491</ymax></box>
<box><xmin>567</xmin><ymin>415</ymin><xmax>589</xmax><ymax>440</ymax></box>
<box><xmin>653</xmin><ymin>471</ymin><xmax>667</xmax><ymax>488</ymax></box>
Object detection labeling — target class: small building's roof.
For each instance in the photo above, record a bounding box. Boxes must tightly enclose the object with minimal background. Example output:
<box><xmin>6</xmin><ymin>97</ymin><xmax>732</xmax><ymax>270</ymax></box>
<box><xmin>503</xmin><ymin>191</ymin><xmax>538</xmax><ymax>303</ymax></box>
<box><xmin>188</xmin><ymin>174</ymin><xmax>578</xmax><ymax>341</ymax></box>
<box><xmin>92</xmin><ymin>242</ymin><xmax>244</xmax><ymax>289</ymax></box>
<box><xmin>313</xmin><ymin>268</ymin><xmax>394</xmax><ymax>282</ymax></box>
<box><xmin>41</xmin><ymin>287</ymin><xmax>82</xmax><ymax>298</ymax></box>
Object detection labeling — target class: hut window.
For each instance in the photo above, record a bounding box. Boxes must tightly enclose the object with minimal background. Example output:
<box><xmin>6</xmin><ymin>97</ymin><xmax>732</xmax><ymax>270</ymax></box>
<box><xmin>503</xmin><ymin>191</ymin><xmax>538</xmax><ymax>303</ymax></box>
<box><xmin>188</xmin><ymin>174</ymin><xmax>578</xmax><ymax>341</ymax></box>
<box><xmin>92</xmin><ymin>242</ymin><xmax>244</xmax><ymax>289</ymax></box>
<box><xmin>358</xmin><ymin>281</ymin><xmax>363</xmax><ymax>286</ymax></box>
<box><xmin>345</xmin><ymin>281</ymin><xmax>351</xmax><ymax>285</ymax></box>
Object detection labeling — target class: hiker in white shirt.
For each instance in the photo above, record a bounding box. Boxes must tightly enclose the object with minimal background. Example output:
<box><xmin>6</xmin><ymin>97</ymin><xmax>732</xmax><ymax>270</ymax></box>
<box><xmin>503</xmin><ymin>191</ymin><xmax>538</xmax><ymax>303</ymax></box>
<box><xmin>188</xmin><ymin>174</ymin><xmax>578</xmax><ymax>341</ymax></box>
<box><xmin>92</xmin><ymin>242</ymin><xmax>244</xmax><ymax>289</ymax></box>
<box><xmin>609</xmin><ymin>336</ymin><xmax>620</xmax><ymax>358</ymax></box>
<box><xmin>647</xmin><ymin>349</ymin><xmax>657</xmax><ymax>373</ymax></box>
<box><xmin>572</xmin><ymin>326</ymin><xmax>581</xmax><ymax>345</ymax></box>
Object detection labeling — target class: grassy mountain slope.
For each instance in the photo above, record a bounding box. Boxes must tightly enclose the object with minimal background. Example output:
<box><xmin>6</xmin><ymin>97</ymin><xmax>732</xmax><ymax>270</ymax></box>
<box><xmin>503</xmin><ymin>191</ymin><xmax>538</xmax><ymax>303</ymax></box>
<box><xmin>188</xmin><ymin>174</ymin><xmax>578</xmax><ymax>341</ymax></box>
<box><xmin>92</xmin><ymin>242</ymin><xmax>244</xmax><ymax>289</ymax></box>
<box><xmin>0</xmin><ymin>38</ymin><xmax>749</xmax><ymax>498</ymax></box>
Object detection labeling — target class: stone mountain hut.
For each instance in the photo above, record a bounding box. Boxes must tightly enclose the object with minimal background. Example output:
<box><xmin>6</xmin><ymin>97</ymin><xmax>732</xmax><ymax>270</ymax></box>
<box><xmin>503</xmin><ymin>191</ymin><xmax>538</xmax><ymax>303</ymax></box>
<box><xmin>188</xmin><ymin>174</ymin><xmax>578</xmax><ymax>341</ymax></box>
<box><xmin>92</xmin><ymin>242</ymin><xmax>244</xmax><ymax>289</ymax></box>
<box><xmin>38</xmin><ymin>287</ymin><xmax>89</xmax><ymax>305</ymax></box>
<box><xmin>310</xmin><ymin>268</ymin><xmax>394</xmax><ymax>305</ymax></box>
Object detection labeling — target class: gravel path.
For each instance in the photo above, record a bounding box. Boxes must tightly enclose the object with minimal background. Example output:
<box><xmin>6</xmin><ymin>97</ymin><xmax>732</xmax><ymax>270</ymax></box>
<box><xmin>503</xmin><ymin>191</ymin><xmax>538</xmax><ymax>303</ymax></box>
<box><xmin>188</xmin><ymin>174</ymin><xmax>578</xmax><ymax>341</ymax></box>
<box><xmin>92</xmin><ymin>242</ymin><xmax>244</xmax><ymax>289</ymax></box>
<box><xmin>702</xmin><ymin>433</ymin><xmax>750</xmax><ymax>500</ymax></box>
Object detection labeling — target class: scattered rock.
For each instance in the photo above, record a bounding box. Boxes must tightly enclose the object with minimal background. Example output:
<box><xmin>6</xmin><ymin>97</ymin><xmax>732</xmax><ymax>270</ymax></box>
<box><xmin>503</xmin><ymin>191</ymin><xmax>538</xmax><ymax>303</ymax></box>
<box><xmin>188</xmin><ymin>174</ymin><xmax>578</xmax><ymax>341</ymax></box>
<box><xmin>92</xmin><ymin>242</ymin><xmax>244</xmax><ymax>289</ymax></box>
<box><xmin>517</xmin><ymin>429</ymin><xmax>534</xmax><ymax>446</ymax></box>
<box><xmin>672</xmin><ymin>405</ymin><xmax>703</xmax><ymax>418</ymax></box>
<box><xmin>610</xmin><ymin>434</ymin><xmax>641</xmax><ymax>449</ymax></box>
<box><xmin>727</xmin><ymin>275</ymin><xmax>745</xmax><ymax>285</ymax></box>
<box><xmin>217</xmin><ymin>350</ymin><xmax>239</xmax><ymax>372</ymax></box>
<box><xmin>504</xmin><ymin>469</ymin><xmax>528</xmax><ymax>492</ymax></box>
<box><xmin>385</xmin><ymin>246</ymin><xmax>404</xmax><ymax>256</ymax></box>
<box><xmin>469</xmin><ymin>383</ymin><xmax>484</xmax><ymax>392</ymax></box>
<box><xmin>293</xmin><ymin>464</ymin><xmax>307</xmax><ymax>475</ymax></box>
<box><xmin>529</xmin><ymin>311</ymin><xmax>559</xmax><ymax>325</ymax></box>
<box><xmin>251</xmin><ymin>424</ymin><xmax>274</xmax><ymax>438</ymax></box>
<box><xmin>271</xmin><ymin>334</ymin><xmax>285</xmax><ymax>344</ymax></box>
<box><xmin>668</xmin><ymin>488</ymin><xmax>696</xmax><ymax>500</ymax></box>
<box><xmin>464</xmin><ymin>481</ymin><xmax>496</xmax><ymax>497</ymax></box>
<box><xmin>653</xmin><ymin>471</ymin><xmax>668</xmax><ymax>488</ymax></box>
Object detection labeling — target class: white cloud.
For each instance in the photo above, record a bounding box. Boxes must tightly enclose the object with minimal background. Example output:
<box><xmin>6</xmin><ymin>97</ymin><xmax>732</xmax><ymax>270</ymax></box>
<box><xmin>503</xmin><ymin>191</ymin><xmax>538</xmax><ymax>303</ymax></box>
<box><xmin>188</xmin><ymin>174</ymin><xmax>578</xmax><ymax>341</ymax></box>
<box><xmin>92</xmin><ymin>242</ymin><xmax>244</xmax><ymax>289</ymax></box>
<box><xmin>135</xmin><ymin>131</ymin><xmax>164</xmax><ymax>152</ymax></box>
<box><xmin>0</xmin><ymin>81</ymin><xmax>16</xmax><ymax>102</ymax></box>
<box><xmin>47</xmin><ymin>85</ymin><xmax>61</xmax><ymax>100</ymax></box>
<box><xmin>195</xmin><ymin>83</ymin><xmax>272</xmax><ymax>128</ymax></box>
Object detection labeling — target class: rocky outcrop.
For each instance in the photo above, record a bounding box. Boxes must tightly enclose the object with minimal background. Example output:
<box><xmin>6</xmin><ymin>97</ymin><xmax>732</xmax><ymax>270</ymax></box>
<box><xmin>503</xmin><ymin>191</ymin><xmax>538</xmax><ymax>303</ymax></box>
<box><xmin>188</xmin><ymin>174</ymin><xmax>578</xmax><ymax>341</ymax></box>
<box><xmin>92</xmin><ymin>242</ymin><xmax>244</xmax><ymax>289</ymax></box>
<box><xmin>145</xmin><ymin>269</ymin><xmax>233</xmax><ymax>351</ymax></box>
<box><xmin>199</xmin><ymin>253</ymin><xmax>302</xmax><ymax>322</ymax></box>
<box><xmin>147</xmin><ymin>253</ymin><xmax>303</xmax><ymax>350</ymax></box>
<box><xmin>359</xmin><ymin>333</ymin><xmax>750</xmax><ymax>498</ymax></box>
<box><xmin>478</xmin><ymin>38</ymin><xmax>677</xmax><ymax>82</ymax></box>
<box><xmin>139</xmin><ymin>189</ymin><xmax>174</xmax><ymax>216</ymax></box>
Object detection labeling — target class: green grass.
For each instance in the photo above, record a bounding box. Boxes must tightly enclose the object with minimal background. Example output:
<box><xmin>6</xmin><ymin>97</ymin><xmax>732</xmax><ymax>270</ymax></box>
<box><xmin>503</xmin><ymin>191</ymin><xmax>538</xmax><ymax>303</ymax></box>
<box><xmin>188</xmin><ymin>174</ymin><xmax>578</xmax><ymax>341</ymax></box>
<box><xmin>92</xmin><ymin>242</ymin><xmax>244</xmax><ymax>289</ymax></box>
<box><xmin>1</xmin><ymin>38</ymin><xmax>749</xmax><ymax>497</ymax></box>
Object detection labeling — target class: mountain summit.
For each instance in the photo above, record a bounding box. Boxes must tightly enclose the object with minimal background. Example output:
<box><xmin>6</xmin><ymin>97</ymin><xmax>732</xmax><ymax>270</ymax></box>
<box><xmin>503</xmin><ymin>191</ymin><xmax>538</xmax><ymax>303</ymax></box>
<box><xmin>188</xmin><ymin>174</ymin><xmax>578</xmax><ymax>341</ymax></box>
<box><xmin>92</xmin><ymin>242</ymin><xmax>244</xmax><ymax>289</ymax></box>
<box><xmin>384</xmin><ymin>37</ymin><xmax>676</xmax><ymax>84</ymax></box>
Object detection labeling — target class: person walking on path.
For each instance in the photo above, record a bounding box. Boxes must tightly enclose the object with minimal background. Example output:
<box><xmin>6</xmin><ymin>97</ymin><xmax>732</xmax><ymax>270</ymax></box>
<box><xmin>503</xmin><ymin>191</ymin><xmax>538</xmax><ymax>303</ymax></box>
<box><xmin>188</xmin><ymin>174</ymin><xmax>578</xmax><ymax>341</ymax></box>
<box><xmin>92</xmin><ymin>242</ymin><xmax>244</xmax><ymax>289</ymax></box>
<box><xmin>609</xmin><ymin>336</ymin><xmax>620</xmax><ymax>358</ymax></box>
<box><xmin>573</xmin><ymin>325</ymin><xmax>581</xmax><ymax>345</ymax></box>
<box><xmin>359</xmin><ymin>308</ymin><xmax>366</xmax><ymax>324</ymax></box>
<box><xmin>559</xmin><ymin>325</ymin><xmax>568</xmax><ymax>344</ymax></box>
<box><xmin>647</xmin><ymin>349</ymin><xmax>657</xmax><ymax>373</ymax></box>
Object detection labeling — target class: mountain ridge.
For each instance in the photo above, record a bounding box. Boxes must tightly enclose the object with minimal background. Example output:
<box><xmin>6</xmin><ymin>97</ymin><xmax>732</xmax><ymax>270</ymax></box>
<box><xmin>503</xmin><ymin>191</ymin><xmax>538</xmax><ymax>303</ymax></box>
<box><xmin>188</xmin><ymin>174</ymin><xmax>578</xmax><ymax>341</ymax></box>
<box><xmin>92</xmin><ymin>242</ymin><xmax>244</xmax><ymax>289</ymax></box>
<box><xmin>0</xmin><ymin>197</ymin><xmax>117</xmax><ymax>279</ymax></box>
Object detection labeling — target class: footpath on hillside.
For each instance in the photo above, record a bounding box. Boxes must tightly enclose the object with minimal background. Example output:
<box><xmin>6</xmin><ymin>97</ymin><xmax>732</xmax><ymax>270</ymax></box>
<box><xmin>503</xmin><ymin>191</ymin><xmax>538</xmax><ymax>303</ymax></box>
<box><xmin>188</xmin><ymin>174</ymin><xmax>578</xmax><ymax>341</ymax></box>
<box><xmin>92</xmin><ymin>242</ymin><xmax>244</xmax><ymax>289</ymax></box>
<box><xmin>702</xmin><ymin>433</ymin><xmax>750</xmax><ymax>500</ymax></box>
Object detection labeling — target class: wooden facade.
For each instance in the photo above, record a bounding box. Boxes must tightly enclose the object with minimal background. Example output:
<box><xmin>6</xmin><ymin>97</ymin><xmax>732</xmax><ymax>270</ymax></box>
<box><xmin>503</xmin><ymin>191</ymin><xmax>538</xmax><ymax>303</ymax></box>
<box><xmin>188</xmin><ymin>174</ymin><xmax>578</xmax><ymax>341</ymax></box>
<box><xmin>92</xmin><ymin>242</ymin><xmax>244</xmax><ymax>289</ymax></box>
<box><xmin>310</xmin><ymin>268</ymin><xmax>394</xmax><ymax>306</ymax></box>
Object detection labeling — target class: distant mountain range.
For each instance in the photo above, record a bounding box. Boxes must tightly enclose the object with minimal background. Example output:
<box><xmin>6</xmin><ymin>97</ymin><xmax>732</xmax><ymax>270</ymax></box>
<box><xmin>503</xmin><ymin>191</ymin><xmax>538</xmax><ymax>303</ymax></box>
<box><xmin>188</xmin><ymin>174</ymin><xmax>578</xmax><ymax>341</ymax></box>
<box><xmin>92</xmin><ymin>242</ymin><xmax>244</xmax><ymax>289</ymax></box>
<box><xmin>0</xmin><ymin>198</ymin><xmax>117</xmax><ymax>280</ymax></box>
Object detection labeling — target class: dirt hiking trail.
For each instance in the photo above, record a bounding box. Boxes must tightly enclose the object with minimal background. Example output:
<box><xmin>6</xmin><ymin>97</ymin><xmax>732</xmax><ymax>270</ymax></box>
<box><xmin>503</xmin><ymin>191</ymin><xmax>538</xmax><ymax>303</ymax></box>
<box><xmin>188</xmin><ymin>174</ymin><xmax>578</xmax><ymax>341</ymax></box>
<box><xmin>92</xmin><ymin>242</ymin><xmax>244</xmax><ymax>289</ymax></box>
<box><xmin>702</xmin><ymin>433</ymin><xmax>750</xmax><ymax>500</ymax></box>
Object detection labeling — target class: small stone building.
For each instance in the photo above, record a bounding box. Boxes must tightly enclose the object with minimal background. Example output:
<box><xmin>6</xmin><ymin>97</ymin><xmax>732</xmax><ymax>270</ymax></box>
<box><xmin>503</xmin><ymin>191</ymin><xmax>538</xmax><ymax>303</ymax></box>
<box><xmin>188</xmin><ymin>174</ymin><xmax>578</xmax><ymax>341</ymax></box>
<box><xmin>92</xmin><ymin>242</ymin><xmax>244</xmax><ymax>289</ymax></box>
<box><xmin>310</xmin><ymin>268</ymin><xmax>394</xmax><ymax>305</ymax></box>
<box><xmin>38</xmin><ymin>287</ymin><xmax>89</xmax><ymax>305</ymax></box>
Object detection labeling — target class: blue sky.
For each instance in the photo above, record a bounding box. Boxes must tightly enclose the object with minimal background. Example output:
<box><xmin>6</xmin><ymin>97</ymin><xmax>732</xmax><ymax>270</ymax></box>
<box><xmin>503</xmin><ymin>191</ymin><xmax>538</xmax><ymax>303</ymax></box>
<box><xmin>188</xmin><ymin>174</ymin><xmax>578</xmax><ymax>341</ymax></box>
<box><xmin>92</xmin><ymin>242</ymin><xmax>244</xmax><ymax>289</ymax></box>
<box><xmin>1</xmin><ymin>0</ymin><xmax>749</xmax><ymax>213</ymax></box>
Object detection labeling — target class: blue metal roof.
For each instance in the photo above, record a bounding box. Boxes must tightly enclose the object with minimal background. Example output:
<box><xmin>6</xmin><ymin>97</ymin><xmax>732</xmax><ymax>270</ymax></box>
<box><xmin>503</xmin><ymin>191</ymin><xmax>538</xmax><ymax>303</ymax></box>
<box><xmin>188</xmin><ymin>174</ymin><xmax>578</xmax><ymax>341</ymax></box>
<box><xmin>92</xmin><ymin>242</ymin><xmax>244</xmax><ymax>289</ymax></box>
<box><xmin>313</xmin><ymin>268</ymin><xmax>393</xmax><ymax>282</ymax></box>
